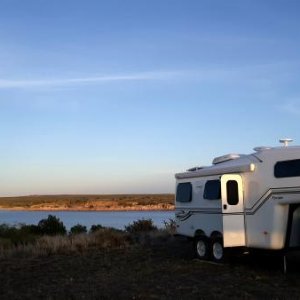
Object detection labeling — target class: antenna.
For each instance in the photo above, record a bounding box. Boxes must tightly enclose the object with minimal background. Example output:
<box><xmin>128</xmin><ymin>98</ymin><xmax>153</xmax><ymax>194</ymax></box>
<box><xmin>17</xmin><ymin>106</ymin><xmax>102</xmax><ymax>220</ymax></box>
<box><xmin>279</xmin><ymin>138</ymin><xmax>293</xmax><ymax>147</ymax></box>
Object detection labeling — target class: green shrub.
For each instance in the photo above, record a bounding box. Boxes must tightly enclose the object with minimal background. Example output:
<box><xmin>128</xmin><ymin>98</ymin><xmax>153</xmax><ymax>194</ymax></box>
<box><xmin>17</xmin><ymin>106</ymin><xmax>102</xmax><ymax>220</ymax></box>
<box><xmin>90</xmin><ymin>224</ymin><xmax>104</xmax><ymax>233</ymax></box>
<box><xmin>125</xmin><ymin>219</ymin><xmax>158</xmax><ymax>233</ymax></box>
<box><xmin>0</xmin><ymin>224</ymin><xmax>16</xmax><ymax>244</ymax></box>
<box><xmin>0</xmin><ymin>224</ymin><xmax>11</xmax><ymax>236</ymax></box>
<box><xmin>20</xmin><ymin>224</ymin><xmax>41</xmax><ymax>235</ymax></box>
<box><xmin>37</xmin><ymin>215</ymin><xmax>66</xmax><ymax>236</ymax></box>
<box><xmin>70</xmin><ymin>224</ymin><xmax>87</xmax><ymax>235</ymax></box>
<box><xmin>0</xmin><ymin>224</ymin><xmax>39</xmax><ymax>245</ymax></box>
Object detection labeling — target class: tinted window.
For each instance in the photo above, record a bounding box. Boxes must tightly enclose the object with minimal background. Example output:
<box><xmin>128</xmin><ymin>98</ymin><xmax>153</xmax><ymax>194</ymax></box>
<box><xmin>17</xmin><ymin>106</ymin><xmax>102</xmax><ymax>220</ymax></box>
<box><xmin>176</xmin><ymin>183</ymin><xmax>192</xmax><ymax>202</ymax></box>
<box><xmin>274</xmin><ymin>159</ymin><xmax>300</xmax><ymax>178</ymax></box>
<box><xmin>227</xmin><ymin>180</ymin><xmax>239</xmax><ymax>205</ymax></box>
<box><xmin>203</xmin><ymin>180</ymin><xmax>221</xmax><ymax>200</ymax></box>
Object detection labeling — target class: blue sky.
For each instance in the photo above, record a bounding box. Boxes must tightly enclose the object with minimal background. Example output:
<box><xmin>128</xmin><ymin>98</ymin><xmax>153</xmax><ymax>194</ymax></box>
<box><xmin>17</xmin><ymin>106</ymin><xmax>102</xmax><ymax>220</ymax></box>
<box><xmin>1</xmin><ymin>0</ymin><xmax>300</xmax><ymax>196</ymax></box>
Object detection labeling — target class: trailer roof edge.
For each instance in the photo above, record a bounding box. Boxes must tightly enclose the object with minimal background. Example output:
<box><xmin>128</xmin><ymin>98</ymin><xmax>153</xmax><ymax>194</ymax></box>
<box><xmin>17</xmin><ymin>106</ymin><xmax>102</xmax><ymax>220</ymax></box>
<box><xmin>175</xmin><ymin>163</ymin><xmax>255</xmax><ymax>179</ymax></box>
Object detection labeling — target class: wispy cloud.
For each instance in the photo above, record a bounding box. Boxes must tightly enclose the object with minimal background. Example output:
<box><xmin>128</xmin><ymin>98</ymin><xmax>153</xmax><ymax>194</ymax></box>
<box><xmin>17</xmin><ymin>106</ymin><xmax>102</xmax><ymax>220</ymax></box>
<box><xmin>0</xmin><ymin>71</ymin><xmax>182</xmax><ymax>89</ymax></box>
<box><xmin>0</xmin><ymin>61</ymin><xmax>298</xmax><ymax>90</ymax></box>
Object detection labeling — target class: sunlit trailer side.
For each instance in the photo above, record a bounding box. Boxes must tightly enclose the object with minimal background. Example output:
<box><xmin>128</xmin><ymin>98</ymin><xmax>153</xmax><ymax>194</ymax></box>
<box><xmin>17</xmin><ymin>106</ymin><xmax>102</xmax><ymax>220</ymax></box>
<box><xmin>175</xmin><ymin>139</ymin><xmax>300</xmax><ymax>261</ymax></box>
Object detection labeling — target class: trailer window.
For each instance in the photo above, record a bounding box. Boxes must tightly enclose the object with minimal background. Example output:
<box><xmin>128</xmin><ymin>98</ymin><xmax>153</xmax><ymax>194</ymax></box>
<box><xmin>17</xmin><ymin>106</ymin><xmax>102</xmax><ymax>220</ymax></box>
<box><xmin>274</xmin><ymin>159</ymin><xmax>300</xmax><ymax>178</ymax></box>
<box><xmin>227</xmin><ymin>180</ymin><xmax>239</xmax><ymax>205</ymax></box>
<box><xmin>204</xmin><ymin>180</ymin><xmax>221</xmax><ymax>200</ymax></box>
<box><xmin>176</xmin><ymin>183</ymin><xmax>192</xmax><ymax>202</ymax></box>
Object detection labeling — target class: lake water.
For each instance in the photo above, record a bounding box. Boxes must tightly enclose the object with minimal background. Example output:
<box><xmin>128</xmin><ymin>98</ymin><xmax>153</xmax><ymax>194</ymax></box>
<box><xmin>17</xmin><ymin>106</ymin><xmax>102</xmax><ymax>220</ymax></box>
<box><xmin>0</xmin><ymin>210</ymin><xmax>175</xmax><ymax>230</ymax></box>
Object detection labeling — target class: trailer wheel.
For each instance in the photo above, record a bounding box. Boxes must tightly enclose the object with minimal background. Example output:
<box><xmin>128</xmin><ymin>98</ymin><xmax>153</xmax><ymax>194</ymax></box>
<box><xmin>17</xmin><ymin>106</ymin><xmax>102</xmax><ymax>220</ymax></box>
<box><xmin>194</xmin><ymin>236</ymin><xmax>210</xmax><ymax>260</ymax></box>
<box><xmin>211</xmin><ymin>237</ymin><xmax>225</xmax><ymax>262</ymax></box>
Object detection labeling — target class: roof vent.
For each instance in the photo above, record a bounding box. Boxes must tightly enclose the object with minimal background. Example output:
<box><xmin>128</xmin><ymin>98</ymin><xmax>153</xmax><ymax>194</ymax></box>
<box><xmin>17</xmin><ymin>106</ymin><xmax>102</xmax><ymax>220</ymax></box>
<box><xmin>187</xmin><ymin>166</ymin><xmax>206</xmax><ymax>172</ymax></box>
<box><xmin>279</xmin><ymin>138</ymin><xmax>293</xmax><ymax>147</ymax></box>
<box><xmin>253</xmin><ymin>146</ymin><xmax>272</xmax><ymax>152</ymax></box>
<box><xmin>212</xmin><ymin>154</ymin><xmax>241</xmax><ymax>165</ymax></box>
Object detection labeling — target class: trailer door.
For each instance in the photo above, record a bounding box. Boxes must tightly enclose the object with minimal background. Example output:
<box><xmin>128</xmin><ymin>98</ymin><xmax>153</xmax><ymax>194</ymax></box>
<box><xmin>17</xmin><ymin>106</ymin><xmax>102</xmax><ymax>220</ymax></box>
<box><xmin>221</xmin><ymin>174</ymin><xmax>246</xmax><ymax>247</ymax></box>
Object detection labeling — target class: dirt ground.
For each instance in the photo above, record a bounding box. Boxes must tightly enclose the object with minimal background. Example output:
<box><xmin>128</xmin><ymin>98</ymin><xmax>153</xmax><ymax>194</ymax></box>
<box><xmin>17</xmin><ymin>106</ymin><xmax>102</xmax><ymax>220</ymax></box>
<box><xmin>0</xmin><ymin>236</ymin><xmax>299</xmax><ymax>299</ymax></box>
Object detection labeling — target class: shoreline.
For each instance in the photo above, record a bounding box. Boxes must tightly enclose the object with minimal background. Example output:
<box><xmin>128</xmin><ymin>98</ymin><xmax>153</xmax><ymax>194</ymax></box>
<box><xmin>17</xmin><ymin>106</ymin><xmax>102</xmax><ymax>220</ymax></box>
<box><xmin>0</xmin><ymin>194</ymin><xmax>175</xmax><ymax>213</ymax></box>
<box><xmin>0</xmin><ymin>206</ymin><xmax>175</xmax><ymax>212</ymax></box>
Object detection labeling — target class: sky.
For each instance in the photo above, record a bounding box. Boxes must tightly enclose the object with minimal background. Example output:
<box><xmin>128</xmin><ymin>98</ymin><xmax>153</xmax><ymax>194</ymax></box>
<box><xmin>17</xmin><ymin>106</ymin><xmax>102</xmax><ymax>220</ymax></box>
<box><xmin>1</xmin><ymin>0</ymin><xmax>300</xmax><ymax>196</ymax></box>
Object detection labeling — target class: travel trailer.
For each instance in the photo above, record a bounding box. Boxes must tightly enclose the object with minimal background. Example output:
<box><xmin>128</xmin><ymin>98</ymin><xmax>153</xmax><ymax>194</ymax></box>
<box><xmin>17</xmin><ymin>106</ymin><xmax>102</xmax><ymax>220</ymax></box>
<box><xmin>175</xmin><ymin>139</ymin><xmax>300</xmax><ymax>262</ymax></box>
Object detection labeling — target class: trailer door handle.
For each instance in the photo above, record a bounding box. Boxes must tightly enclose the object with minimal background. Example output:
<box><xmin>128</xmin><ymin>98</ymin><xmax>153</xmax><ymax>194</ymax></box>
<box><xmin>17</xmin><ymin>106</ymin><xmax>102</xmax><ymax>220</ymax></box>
<box><xmin>223</xmin><ymin>204</ymin><xmax>227</xmax><ymax>210</ymax></box>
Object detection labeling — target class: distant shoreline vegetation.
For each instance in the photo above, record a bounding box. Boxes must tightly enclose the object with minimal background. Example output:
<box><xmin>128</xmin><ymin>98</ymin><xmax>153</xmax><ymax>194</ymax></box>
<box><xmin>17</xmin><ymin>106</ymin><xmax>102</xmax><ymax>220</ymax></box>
<box><xmin>0</xmin><ymin>194</ymin><xmax>175</xmax><ymax>211</ymax></box>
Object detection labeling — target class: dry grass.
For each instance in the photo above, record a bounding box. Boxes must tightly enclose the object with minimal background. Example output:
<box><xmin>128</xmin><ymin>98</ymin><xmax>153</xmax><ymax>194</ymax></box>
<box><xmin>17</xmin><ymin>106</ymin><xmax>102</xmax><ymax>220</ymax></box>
<box><xmin>0</xmin><ymin>225</ymin><xmax>178</xmax><ymax>259</ymax></box>
<box><xmin>0</xmin><ymin>228</ymin><xmax>132</xmax><ymax>258</ymax></box>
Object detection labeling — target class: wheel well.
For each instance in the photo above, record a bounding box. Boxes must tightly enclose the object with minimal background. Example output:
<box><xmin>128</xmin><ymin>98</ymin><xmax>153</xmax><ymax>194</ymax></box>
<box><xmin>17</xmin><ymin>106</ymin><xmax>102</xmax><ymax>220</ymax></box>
<box><xmin>194</xmin><ymin>229</ymin><xmax>205</xmax><ymax>237</ymax></box>
<box><xmin>210</xmin><ymin>231</ymin><xmax>222</xmax><ymax>239</ymax></box>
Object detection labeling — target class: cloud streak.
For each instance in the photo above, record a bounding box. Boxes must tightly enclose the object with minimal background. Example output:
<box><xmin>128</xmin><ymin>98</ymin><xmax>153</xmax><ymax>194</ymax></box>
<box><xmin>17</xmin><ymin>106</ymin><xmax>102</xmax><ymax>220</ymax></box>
<box><xmin>0</xmin><ymin>71</ymin><xmax>182</xmax><ymax>89</ymax></box>
<box><xmin>1</xmin><ymin>61</ymin><xmax>298</xmax><ymax>90</ymax></box>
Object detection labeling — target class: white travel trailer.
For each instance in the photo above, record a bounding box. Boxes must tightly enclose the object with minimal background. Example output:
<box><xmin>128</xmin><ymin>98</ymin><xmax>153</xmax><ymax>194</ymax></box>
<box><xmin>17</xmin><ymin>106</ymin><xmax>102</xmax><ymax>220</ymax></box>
<box><xmin>175</xmin><ymin>139</ymin><xmax>300</xmax><ymax>262</ymax></box>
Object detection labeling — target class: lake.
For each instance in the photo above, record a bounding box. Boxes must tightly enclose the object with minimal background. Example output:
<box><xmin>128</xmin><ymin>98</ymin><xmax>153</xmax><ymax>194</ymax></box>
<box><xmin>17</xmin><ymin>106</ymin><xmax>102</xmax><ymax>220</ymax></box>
<box><xmin>0</xmin><ymin>210</ymin><xmax>175</xmax><ymax>230</ymax></box>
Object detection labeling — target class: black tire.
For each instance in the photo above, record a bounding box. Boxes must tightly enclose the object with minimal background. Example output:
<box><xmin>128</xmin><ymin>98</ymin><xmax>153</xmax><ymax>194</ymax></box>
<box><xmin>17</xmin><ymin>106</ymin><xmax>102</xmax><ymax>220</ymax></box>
<box><xmin>211</xmin><ymin>237</ymin><xmax>226</xmax><ymax>262</ymax></box>
<box><xmin>194</xmin><ymin>236</ymin><xmax>210</xmax><ymax>260</ymax></box>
